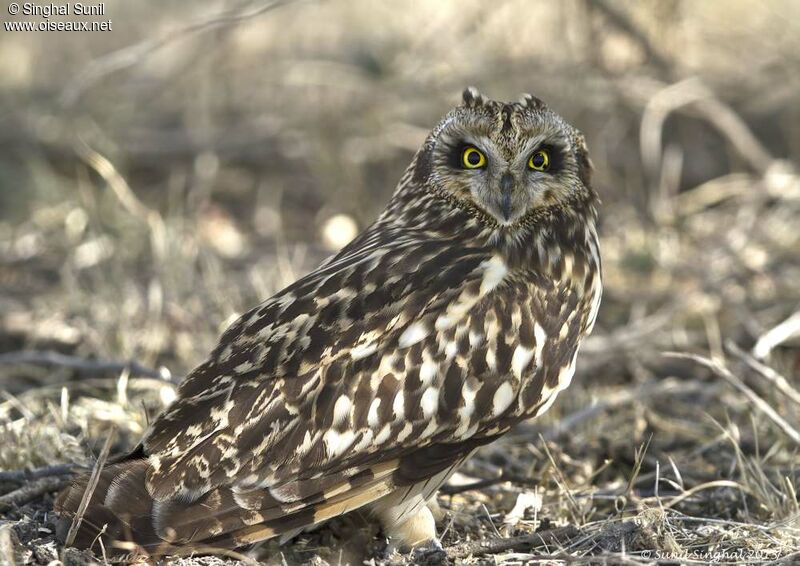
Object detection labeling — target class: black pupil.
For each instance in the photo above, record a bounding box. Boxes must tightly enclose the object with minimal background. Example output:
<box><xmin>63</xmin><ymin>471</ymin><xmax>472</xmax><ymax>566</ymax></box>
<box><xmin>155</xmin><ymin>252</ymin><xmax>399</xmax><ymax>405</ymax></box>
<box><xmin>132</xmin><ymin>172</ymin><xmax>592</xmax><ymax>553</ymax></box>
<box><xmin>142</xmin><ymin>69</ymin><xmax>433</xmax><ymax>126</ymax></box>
<box><xmin>532</xmin><ymin>153</ymin><xmax>545</xmax><ymax>168</ymax></box>
<box><xmin>467</xmin><ymin>150</ymin><xmax>481</xmax><ymax>166</ymax></box>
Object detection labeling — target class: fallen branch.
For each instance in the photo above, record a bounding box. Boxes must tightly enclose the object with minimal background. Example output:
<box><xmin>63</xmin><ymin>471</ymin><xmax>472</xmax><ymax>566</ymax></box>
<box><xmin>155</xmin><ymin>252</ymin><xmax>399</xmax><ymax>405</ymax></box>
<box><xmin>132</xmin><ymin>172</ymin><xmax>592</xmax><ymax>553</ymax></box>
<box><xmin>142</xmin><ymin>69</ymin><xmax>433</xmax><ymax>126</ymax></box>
<box><xmin>60</xmin><ymin>0</ymin><xmax>297</xmax><ymax>107</ymax></box>
<box><xmin>664</xmin><ymin>352</ymin><xmax>800</xmax><ymax>446</ymax></box>
<box><xmin>641</xmin><ymin>78</ymin><xmax>775</xmax><ymax>182</ymax></box>
<box><xmin>75</xmin><ymin>138</ymin><xmax>168</xmax><ymax>263</ymax></box>
<box><xmin>752</xmin><ymin>310</ymin><xmax>800</xmax><ymax>360</ymax></box>
<box><xmin>521</xmin><ymin>378</ymin><xmax>710</xmax><ymax>442</ymax></box>
<box><xmin>661</xmin><ymin>480</ymin><xmax>751</xmax><ymax>510</ymax></box>
<box><xmin>440</xmin><ymin>473</ymin><xmax>539</xmax><ymax>496</ymax></box>
<box><xmin>0</xmin><ymin>463</ymin><xmax>79</xmax><ymax>483</ymax></box>
<box><xmin>591</xmin><ymin>0</ymin><xmax>671</xmax><ymax>75</ymax></box>
<box><xmin>727</xmin><ymin>340</ymin><xmax>800</xmax><ymax>408</ymax></box>
<box><xmin>64</xmin><ymin>429</ymin><xmax>116</xmax><ymax>548</ymax></box>
<box><xmin>0</xmin><ymin>477</ymin><xmax>68</xmax><ymax>511</ymax></box>
<box><xmin>0</xmin><ymin>524</ymin><xmax>22</xmax><ymax>565</ymax></box>
<box><xmin>445</xmin><ymin>525</ymin><xmax>578</xmax><ymax>559</ymax></box>
<box><xmin>0</xmin><ymin>350</ymin><xmax>175</xmax><ymax>382</ymax></box>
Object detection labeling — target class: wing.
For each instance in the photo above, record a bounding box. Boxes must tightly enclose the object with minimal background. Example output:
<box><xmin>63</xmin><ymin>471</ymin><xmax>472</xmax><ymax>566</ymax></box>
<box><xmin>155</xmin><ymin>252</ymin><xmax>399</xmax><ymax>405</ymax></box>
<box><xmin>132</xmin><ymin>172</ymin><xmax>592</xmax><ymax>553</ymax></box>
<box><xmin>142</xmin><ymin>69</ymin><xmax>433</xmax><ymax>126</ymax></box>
<box><xmin>141</xmin><ymin>222</ymin><xmax>501</xmax><ymax>503</ymax></box>
<box><xmin>56</xmin><ymin>218</ymin><xmax>601</xmax><ymax>552</ymax></box>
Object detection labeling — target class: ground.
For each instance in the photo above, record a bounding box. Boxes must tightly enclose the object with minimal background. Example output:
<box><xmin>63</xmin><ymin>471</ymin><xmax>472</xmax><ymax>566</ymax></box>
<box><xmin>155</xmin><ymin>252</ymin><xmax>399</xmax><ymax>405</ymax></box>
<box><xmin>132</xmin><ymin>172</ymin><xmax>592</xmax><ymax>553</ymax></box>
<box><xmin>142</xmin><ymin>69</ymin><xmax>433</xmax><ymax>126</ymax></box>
<box><xmin>3</xmin><ymin>167</ymin><xmax>800</xmax><ymax>564</ymax></box>
<box><xmin>2</xmin><ymin>1</ymin><xmax>800</xmax><ymax>564</ymax></box>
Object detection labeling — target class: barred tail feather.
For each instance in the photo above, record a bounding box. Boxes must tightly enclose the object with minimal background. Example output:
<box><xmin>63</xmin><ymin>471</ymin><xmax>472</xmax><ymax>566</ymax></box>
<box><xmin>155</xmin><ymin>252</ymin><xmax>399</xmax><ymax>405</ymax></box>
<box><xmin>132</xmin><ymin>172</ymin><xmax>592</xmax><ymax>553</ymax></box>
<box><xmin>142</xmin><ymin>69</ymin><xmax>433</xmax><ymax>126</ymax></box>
<box><xmin>55</xmin><ymin>458</ymin><xmax>400</xmax><ymax>557</ymax></box>
<box><xmin>55</xmin><ymin>459</ymin><xmax>164</xmax><ymax>553</ymax></box>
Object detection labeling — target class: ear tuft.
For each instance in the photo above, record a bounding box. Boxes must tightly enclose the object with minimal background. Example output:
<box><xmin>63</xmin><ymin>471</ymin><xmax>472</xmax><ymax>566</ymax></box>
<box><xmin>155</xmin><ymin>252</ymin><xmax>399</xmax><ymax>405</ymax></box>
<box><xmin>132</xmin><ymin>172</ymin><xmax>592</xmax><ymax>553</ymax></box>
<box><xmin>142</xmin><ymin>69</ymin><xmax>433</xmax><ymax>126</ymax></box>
<box><xmin>574</xmin><ymin>133</ymin><xmax>594</xmax><ymax>188</ymax></box>
<box><xmin>519</xmin><ymin>93</ymin><xmax>546</xmax><ymax>111</ymax></box>
<box><xmin>462</xmin><ymin>87</ymin><xmax>485</xmax><ymax>108</ymax></box>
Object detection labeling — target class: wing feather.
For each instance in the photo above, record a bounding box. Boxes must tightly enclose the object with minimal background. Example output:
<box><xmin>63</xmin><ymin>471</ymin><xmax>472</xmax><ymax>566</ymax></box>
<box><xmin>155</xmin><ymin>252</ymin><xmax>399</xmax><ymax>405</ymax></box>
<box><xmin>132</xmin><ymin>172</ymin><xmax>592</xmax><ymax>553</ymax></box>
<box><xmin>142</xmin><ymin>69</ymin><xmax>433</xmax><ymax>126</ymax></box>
<box><xmin>143</xmin><ymin>228</ymin><xmax>494</xmax><ymax>502</ymax></box>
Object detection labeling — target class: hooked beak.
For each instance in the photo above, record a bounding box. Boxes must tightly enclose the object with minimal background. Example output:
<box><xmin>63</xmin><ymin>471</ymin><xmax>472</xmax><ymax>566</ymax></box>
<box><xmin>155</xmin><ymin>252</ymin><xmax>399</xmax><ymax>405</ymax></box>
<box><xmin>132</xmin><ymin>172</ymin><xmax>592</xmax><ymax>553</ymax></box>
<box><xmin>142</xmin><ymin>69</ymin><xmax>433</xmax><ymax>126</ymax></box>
<box><xmin>500</xmin><ymin>172</ymin><xmax>514</xmax><ymax>221</ymax></box>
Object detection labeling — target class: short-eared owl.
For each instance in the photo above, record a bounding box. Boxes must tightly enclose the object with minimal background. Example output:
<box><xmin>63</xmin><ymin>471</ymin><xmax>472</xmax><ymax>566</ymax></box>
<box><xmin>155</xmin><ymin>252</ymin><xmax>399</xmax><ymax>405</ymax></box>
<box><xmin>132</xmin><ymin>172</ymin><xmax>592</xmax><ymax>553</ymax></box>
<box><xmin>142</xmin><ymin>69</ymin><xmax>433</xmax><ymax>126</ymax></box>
<box><xmin>56</xmin><ymin>88</ymin><xmax>602</xmax><ymax>556</ymax></box>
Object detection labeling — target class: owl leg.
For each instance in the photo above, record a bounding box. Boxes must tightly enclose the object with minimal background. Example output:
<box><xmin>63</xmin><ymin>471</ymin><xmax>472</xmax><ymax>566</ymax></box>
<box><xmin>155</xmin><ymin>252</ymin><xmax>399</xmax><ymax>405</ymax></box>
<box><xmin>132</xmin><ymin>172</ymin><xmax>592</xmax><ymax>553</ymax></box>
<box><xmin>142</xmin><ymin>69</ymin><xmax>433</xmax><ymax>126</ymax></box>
<box><xmin>371</xmin><ymin>492</ymin><xmax>439</xmax><ymax>551</ymax></box>
<box><xmin>427</xmin><ymin>497</ymin><xmax>445</xmax><ymax>522</ymax></box>
<box><xmin>396</xmin><ymin>505</ymin><xmax>448</xmax><ymax>564</ymax></box>
<box><xmin>389</xmin><ymin>503</ymin><xmax>438</xmax><ymax>550</ymax></box>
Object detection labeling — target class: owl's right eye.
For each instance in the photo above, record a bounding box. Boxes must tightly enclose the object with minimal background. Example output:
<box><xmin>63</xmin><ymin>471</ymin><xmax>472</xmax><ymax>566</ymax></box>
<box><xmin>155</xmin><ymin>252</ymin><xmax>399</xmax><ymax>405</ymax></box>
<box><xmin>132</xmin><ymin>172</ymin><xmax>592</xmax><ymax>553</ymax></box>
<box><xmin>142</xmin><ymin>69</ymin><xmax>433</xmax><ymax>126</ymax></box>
<box><xmin>462</xmin><ymin>147</ymin><xmax>487</xmax><ymax>169</ymax></box>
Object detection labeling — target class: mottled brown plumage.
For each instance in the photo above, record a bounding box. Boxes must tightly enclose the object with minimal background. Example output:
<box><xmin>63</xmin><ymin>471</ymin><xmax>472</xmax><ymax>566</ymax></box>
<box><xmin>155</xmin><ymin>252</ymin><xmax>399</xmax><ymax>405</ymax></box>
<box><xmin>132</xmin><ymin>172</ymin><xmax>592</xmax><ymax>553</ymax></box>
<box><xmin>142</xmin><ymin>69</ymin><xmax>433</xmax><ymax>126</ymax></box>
<box><xmin>56</xmin><ymin>88</ymin><xmax>602</xmax><ymax>557</ymax></box>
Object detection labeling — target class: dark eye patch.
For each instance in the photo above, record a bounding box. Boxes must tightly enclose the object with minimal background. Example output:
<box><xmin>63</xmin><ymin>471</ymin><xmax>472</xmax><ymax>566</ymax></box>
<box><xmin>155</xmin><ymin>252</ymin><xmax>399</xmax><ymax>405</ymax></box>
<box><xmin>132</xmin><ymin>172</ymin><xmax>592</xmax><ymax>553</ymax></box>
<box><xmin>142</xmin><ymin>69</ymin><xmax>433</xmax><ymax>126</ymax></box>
<box><xmin>449</xmin><ymin>141</ymin><xmax>484</xmax><ymax>170</ymax></box>
<box><xmin>529</xmin><ymin>143</ymin><xmax>564</xmax><ymax>173</ymax></box>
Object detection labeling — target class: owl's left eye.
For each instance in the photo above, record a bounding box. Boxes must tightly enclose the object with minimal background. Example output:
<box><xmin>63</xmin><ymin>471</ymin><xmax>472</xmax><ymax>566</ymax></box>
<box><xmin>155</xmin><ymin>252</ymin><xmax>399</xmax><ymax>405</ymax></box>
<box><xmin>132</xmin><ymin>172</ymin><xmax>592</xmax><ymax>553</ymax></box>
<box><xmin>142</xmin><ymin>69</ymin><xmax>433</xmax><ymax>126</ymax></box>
<box><xmin>528</xmin><ymin>149</ymin><xmax>550</xmax><ymax>171</ymax></box>
<box><xmin>462</xmin><ymin>147</ymin><xmax>487</xmax><ymax>169</ymax></box>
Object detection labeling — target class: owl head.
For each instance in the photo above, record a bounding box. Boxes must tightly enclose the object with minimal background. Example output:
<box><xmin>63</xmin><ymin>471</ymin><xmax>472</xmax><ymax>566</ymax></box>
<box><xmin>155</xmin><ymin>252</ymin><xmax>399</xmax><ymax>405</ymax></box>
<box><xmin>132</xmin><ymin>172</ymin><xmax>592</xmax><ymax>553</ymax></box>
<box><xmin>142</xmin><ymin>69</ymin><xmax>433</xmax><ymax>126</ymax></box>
<box><xmin>412</xmin><ymin>88</ymin><xmax>594</xmax><ymax>227</ymax></box>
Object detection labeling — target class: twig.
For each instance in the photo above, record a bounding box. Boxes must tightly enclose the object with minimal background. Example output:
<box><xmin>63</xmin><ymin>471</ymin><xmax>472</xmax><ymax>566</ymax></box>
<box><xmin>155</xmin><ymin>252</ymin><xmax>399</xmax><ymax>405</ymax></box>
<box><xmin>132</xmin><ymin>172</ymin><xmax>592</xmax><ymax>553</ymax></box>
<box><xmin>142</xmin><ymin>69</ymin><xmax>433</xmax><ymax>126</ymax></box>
<box><xmin>64</xmin><ymin>429</ymin><xmax>116</xmax><ymax>548</ymax></box>
<box><xmin>0</xmin><ymin>463</ymin><xmax>79</xmax><ymax>483</ymax></box>
<box><xmin>440</xmin><ymin>473</ymin><xmax>539</xmax><ymax>496</ymax></box>
<box><xmin>60</xmin><ymin>0</ymin><xmax>297</xmax><ymax>107</ymax></box>
<box><xmin>591</xmin><ymin>0</ymin><xmax>671</xmax><ymax>74</ymax></box>
<box><xmin>151</xmin><ymin>544</ymin><xmax>262</xmax><ymax>566</ymax></box>
<box><xmin>0</xmin><ymin>350</ymin><xmax>174</xmax><ymax>382</ymax></box>
<box><xmin>660</xmin><ymin>480</ymin><xmax>751</xmax><ymax>510</ymax></box>
<box><xmin>563</xmin><ymin>519</ymin><xmax>639</xmax><ymax>554</ymax></box>
<box><xmin>641</xmin><ymin>78</ymin><xmax>775</xmax><ymax>182</ymax></box>
<box><xmin>727</xmin><ymin>341</ymin><xmax>800</xmax><ymax>408</ymax></box>
<box><xmin>0</xmin><ymin>477</ymin><xmax>69</xmax><ymax>511</ymax></box>
<box><xmin>764</xmin><ymin>549</ymin><xmax>800</xmax><ymax>566</ymax></box>
<box><xmin>0</xmin><ymin>525</ymin><xmax>20</xmax><ymax>566</ymax></box>
<box><xmin>673</xmin><ymin>173</ymin><xmax>756</xmax><ymax>215</ymax></box>
<box><xmin>752</xmin><ymin>310</ymin><xmax>800</xmax><ymax>360</ymax></box>
<box><xmin>74</xmin><ymin>137</ymin><xmax>169</xmax><ymax>262</ymax></box>
<box><xmin>445</xmin><ymin>525</ymin><xmax>578</xmax><ymax>559</ymax></box>
<box><xmin>664</xmin><ymin>352</ymin><xmax>800</xmax><ymax>445</ymax></box>
<box><xmin>580</xmin><ymin>306</ymin><xmax>675</xmax><ymax>358</ymax></box>
<box><xmin>522</xmin><ymin>378</ymin><xmax>708</xmax><ymax>441</ymax></box>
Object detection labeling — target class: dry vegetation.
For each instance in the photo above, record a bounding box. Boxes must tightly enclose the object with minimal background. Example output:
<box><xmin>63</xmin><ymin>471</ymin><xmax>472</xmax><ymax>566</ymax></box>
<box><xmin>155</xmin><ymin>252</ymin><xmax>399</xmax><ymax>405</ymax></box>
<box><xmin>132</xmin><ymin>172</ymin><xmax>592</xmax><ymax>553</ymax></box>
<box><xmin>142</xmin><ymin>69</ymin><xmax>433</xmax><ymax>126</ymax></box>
<box><xmin>2</xmin><ymin>0</ymin><xmax>800</xmax><ymax>564</ymax></box>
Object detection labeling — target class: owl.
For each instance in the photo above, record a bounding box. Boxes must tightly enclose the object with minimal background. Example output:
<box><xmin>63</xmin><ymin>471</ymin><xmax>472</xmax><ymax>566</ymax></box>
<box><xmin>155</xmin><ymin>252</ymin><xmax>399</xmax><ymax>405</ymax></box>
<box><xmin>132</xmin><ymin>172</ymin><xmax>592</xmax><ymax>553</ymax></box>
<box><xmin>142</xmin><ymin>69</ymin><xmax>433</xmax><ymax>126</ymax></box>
<box><xmin>56</xmin><ymin>88</ymin><xmax>602</xmax><ymax>558</ymax></box>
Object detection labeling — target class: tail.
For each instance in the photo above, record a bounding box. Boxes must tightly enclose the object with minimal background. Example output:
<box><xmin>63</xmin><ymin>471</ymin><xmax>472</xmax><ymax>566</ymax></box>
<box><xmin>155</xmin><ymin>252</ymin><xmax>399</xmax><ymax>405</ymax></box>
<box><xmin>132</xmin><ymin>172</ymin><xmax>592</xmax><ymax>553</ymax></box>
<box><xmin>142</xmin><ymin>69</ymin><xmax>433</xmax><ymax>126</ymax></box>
<box><xmin>54</xmin><ymin>457</ymin><xmax>401</xmax><ymax>557</ymax></box>
<box><xmin>54</xmin><ymin>458</ymin><xmax>178</xmax><ymax>556</ymax></box>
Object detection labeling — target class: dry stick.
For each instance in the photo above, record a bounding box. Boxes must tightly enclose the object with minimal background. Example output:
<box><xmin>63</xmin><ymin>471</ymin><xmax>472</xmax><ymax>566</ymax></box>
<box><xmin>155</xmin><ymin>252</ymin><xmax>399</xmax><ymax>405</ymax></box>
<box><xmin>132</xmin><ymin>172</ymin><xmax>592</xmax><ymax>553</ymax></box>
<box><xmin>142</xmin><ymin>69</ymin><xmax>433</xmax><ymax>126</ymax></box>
<box><xmin>0</xmin><ymin>525</ymin><xmax>19</xmax><ymax>566</ymax></box>
<box><xmin>664</xmin><ymin>352</ymin><xmax>800</xmax><ymax>446</ymax></box>
<box><xmin>445</xmin><ymin>525</ymin><xmax>578</xmax><ymax>560</ymax></box>
<box><xmin>60</xmin><ymin>0</ymin><xmax>297</xmax><ymax>107</ymax></box>
<box><xmin>591</xmin><ymin>0</ymin><xmax>671</xmax><ymax>75</ymax></box>
<box><xmin>0</xmin><ymin>350</ymin><xmax>174</xmax><ymax>382</ymax></box>
<box><xmin>541</xmin><ymin>380</ymin><xmax>662</xmax><ymax>441</ymax></box>
<box><xmin>440</xmin><ymin>473</ymin><xmax>539</xmax><ymax>496</ymax></box>
<box><xmin>525</xmin><ymin>378</ymin><xmax>710</xmax><ymax>442</ymax></box>
<box><xmin>752</xmin><ymin>310</ymin><xmax>800</xmax><ymax>360</ymax></box>
<box><xmin>660</xmin><ymin>480</ymin><xmax>751</xmax><ymax>510</ymax></box>
<box><xmin>727</xmin><ymin>340</ymin><xmax>800</xmax><ymax>408</ymax></box>
<box><xmin>64</xmin><ymin>429</ymin><xmax>116</xmax><ymax>548</ymax></box>
<box><xmin>169</xmin><ymin>545</ymin><xmax>262</xmax><ymax>566</ymax></box>
<box><xmin>641</xmin><ymin>78</ymin><xmax>775</xmax><ymax>182</ymax></box>
<box><xmin>74</xmin><ymin>138</ymin><xmax>169</xmax><ymax>263</ymax></box>
<box><xmin>579</xmin><ymin>306</ymin><xmax>675</xmax><ymax>357</ymax></box>
<box><xmin>0</xmin><ymin>463</ymin><xmax>78</xmax><ymax>482</ymax></box>
<box><xmin>0</xmin><ymin>477</ymin><xmax>68</xmax><ymax>511</ymax></box>
<box><xmin>107</xmin><ymin>541</ymin><xmax>263</xmax><ymax>566</ymax></box>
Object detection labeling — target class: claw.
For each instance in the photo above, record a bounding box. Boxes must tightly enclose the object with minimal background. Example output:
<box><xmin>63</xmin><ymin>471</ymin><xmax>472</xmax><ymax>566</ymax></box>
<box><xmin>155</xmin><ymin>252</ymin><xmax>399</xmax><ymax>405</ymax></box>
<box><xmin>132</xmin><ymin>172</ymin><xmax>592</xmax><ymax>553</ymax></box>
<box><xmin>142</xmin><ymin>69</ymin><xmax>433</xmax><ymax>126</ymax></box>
<box><xmin>411</xmin><ymin>538</ymin><xmax>447</xmax><ymax>565</ymax></box>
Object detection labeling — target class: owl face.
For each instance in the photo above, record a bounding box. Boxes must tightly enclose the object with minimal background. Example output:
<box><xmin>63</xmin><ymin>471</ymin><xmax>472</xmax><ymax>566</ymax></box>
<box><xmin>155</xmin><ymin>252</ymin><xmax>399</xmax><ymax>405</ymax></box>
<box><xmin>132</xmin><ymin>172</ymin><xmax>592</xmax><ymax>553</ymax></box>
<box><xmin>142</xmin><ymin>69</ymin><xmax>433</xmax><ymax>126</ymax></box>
<box><xmin>421</xmin><ymin>88</ymin><xmax>591</xmax><ymax>226</ymax></box>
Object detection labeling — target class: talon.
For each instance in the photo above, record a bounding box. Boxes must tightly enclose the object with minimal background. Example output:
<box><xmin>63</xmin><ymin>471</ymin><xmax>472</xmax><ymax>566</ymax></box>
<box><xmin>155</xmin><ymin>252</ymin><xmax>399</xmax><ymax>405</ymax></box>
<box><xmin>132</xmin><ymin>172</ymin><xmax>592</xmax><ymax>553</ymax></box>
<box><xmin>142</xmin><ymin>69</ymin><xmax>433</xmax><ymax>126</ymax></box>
<box><xmin>412</xmin><ymin>539</ymin><xmax>447</xmax><ymax>565</ymax></box>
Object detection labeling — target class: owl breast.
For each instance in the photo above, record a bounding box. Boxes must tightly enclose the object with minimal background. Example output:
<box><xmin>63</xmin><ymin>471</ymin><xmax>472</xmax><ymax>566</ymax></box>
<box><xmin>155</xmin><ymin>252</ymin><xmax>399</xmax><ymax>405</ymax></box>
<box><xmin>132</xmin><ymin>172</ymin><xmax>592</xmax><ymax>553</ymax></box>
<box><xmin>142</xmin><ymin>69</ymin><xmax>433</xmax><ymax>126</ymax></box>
<box><xmin>387</xmin><ymin>243</ymin><xmax>601</xmax><ymax>444</ymax></box>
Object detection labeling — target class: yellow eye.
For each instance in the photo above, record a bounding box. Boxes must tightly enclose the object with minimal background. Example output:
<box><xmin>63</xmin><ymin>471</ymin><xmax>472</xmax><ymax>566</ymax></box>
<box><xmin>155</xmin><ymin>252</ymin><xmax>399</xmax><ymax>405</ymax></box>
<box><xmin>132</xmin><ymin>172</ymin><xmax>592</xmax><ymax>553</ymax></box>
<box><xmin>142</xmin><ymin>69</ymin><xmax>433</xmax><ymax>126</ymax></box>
<box><xmin>528</xmin><ymin>149</ymin><xmax>550</xmax><ymax>171</ymax></box>
<box><xmin>462</xmin><ymin>147</ymin><xmax>486</xmax><ymax>169</ymax></box>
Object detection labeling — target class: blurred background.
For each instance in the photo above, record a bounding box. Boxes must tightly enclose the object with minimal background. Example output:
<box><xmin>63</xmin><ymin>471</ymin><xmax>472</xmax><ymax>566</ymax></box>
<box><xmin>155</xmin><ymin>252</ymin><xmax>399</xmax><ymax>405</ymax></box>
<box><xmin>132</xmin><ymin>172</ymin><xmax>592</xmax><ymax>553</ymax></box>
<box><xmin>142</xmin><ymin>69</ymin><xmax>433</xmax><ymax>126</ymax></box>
<box><xmin>1</xmin><ymin>1</ymin><xmax>800</xmax><ymax>563</ymax></box>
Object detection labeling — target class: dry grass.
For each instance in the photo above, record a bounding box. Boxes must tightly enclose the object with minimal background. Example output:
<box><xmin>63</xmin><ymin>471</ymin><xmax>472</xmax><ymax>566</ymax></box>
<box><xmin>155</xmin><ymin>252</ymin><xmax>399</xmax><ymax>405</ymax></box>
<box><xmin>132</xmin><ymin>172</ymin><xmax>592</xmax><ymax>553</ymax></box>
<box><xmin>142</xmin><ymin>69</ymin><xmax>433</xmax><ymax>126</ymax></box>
<box><xmin>2</xmin><ymin>1</ymin><xmax>800</xmax><ymax>564</ymax></box>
